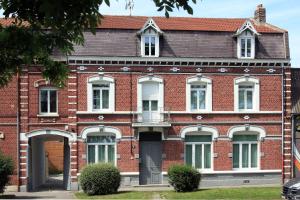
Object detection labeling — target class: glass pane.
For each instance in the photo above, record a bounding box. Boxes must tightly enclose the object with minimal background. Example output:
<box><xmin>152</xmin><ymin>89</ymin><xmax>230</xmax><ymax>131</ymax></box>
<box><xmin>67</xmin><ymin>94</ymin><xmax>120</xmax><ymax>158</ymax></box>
<box><xmin>191</xmin><ymin>90</ymin><xmax>198</xmax><ymax>110</ymax></box>
<box><xmin>238</xmin><ymin>89</ymin><xmax>245</xmax><ymax>109</ymax></box>
<box><xmin>233</xmin><ymin>135</ymin><xmax>258</xmax><ymax>142</ymax></box>
<box><xmin>151</xmin><ymin>100</ymin><xmax>158</xmax><ymax>111</ymax></box>
<box><xmin>87</xmin><ymin>136</ymin><xmax>116</xmax><ymax>143</ymax></box>
<box><xmin>108</xmin><ymin>145</ymin><xmax>115</xmax><ymax>164</ymax></box>
<box><xmin>242</xmin><ymin>144</ymin><xmax>249</xmax><ymax>168</ymax></box>
<box><xmin>195</xmin><ymin>145</ymin><xmax>202</xmax><ymax>169</ymax></box>
<box><xmin>241</xmin><ymin>39</ymin><xmax>246</xmax><ymax>57</ymax></box>
<box><xmin>49</xmin><ymin>90</ymin><xmax>57</xmax><ymax>113</ymax></box>
<box><xmin>40</xmin><ymin>90</ymin><xmax>48</xmax><ymax>113</ymax></box>
<box><xmin>199</xmin><ymin>90</ymin><xmax>206</xmax><ymax>109</ymax></box>
<box><xmin>246</xmin><ymin>90</ymin><xmax>253</xmax><ymax>109</ymax></box>
<box><xmin>102</xmin><ymin>90</ymin><xmax>109</xmax><ymax>109</ymax></box>
<box><xmin>185</xmin><ymin>135</ymin><xmax>212</xmax><ymax>143</ymax></box>
<box><xmin>98</xmin><ymin>145</ymin><xmax>105</xmax><ymax>162</ymax></box>
<box><xmin>145</xmin><ymin>36</ymin><xmax>149</xmax><ymax>56</ymax></box>
<box><xmin>142</xmin><ymin>100</ymin><xmax>150</xmax><ymax>111</ymax></box>
<box><xmin>204</xmin><ymin>144</ymin><xmax>211</xmax><ymax>169</ymax></box>
<box><xmin>185</xmin><ymin>145</ymin><xmax>193</xmax><ymax>166</ymax></box>
<box><xmin>88</xmin><ymin>145</ymin><xmax>95</xmax><ymax>163</ymax></box>
<box><xmin>233</xmin><ymin>144</ymin><xmax>239</xmax><ymax>168</ymax></box>
<box><xmin>93</xmin><ymin>90</ymin><xmax>100</xmax><ymax>109</ymax></box>
<box><xmin>251</xmin><ymin>144</ymin><xmax>258</xmax><ymax>168</ymax></box>
<box><xmin>247</xmin><ymin>39</ymin><xmax>252</xmax><ymax>57</ymax></box>
<box><xmin>150</xmin><ymin>36</ymin><xmax>155</xmax><ymax>56</ymax></box>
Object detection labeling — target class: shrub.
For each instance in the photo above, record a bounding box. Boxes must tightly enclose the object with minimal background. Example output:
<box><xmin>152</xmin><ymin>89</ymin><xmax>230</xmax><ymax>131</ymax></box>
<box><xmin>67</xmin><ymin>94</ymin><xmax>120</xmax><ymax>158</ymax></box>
<box><xmin>79</xmin><ymin>163</ymin><xmax>121</xmax><ymax>195</ymax></box>
<box><xmin>0</xmin><ymin>152</ymin><xmax>14</xmax><ymax>193</ymax></box>
<box><xmin>168</xmin><ymin>164</ymin><xmax>201</xmax><ymax>192</ymax></box>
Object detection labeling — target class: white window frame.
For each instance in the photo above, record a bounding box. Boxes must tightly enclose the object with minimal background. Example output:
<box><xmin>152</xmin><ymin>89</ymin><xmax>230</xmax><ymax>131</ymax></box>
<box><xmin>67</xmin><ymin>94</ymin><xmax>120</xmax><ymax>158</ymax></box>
<box><xmin>87</xmin><ymin>137</ymin><xmax>117</xmax><ymax>166</ymax></box>
<box><xmin>87</xmin><ymin>75</ymin><xmax>115</xmax><ymax>112</ymax></box>
<box><xmin>186</xmin><ymin>75</ymin><xmax>212</xmax><ymax>112</ymax></box>
<box><xmin>92</xmin><ymin>83</ymin><xmax>110</xmax><ymax>110</ymax></box>
<box><xmin>232</xmin><ymin>140</ymin><xmax>260</xmax><ymax>170</ymax></box>
<box><xmin>39</xmin><ymin>87</ymin><xmax>58</xmax><ymax>115</ymax></box>
<box><xmin>237</xmin><ymin>31</ymin><xmax>255</xmax><ymax>59</ymax></box>
<box><xmin>184</xmin><ymin>141</ymin><xmax>213</xmax><ymax>171</ymax></box>
<box><xmin>234</xmin><ymin>76</ymin><xmax>259</xmax><ymax>112</ymax></box>
<box><xmin>141</xmin><ymin>32</ymin><xmax>159</xmax><ymax>57</ymax></box>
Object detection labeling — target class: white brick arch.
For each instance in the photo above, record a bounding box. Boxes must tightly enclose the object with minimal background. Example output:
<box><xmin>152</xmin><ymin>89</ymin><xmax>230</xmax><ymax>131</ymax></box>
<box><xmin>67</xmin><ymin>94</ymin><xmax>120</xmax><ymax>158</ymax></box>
<box><xmin>180</xmin><ymin>125</ymin><xmax>219</xmax><ymax>141</ymax></box>
<box><xmin>227</xmin><ymin>125</ymin><xmax>266</xmax><ymax>141</ymax></box>
<box><xmin>21</xmin><ymin>129</ymin><xmax>77</xmax><ymax>142</ymax></box>
<box><xmin>80</xmin><ymin>125</ymin><xmax>122</xmax><ymax>140</ymax></box>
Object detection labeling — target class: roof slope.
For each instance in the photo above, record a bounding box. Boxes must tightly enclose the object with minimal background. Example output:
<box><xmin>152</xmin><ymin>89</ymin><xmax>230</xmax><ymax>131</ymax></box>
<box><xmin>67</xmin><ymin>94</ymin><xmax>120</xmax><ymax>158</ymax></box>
<box><xmin>0</xmin><ymin>15</ymin><xmax>286</xmax><ymax>33</ymax></box>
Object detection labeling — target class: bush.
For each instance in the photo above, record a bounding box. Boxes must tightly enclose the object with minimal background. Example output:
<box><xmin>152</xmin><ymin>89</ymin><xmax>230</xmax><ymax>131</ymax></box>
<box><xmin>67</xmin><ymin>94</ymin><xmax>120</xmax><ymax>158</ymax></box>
<box><xmin>79</xmin><ymin>163</ymin><xmax>121</xmax><ymax>195</ymax></box>
<box><xmin>0</xmin><ymin>152</ymin><xmax>14</xmax><ymax>193</ymax></box>
<box><xmin>168</xmin><ymin>164</ymin><xmax>201</xmax><ymax>192</ymax></box>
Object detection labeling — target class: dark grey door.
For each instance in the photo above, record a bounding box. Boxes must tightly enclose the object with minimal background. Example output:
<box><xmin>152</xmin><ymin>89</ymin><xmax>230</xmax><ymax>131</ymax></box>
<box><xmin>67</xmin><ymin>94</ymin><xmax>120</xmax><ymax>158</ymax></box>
<box><xmin>140</xmin><ymin>141</ymin><xmax>162</xmax><ymax>185</ymax></box>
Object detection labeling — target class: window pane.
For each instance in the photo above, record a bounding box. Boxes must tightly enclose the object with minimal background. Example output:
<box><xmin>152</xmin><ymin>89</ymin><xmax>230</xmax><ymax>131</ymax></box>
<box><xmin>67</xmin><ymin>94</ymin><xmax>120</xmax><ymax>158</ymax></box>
<box><xmin>251</xmin><ymin>144</ymin><xmax>258</xmax><ymax>168</ymax></box>
<box><xmin>199</xmin><ymin>90</ymin><xmax>206</xmax><ymax>109</ymax></box>
<box><xmin>142</xmin><ymin>100</ymin><xmax>150</xmax><ymax>111</ymax></box>
<box><xmin>40</xmin><ymin>90</ymin><xmax>48</xmax><ymax>113</ymax></box>
<box><xmin>233</xmin><ymin>144</ymin><xmax>239</xmax><ymax>168</ymax></box>
<box><xmin>150</xmin><ymin>37</ymin><xmax>155</xmax><ymax>56</ymax></box>
<box><xmin>241</xmin><ymin>39</ymin><xmax>246</xmax><ymax>57</ymax></box>
<box><xmin>98</xmin><ymin>145</ymin><xmax>105</xmax><ymax>162</ymax></box>
<box><xmin>108</xmin><ymin>145</ymin><xmax>115</xmax><ymax>164</ymax></box>
<box><xmin>246</xmin><ymin>90</ymin><xmax>253</xmax><ymax>109</ymax></box>
<box><xmin>145</xmin><ymin>36</ymin><xmax>149</xmax><ymax>56</ymax></box>
<box><xmin>195</xmin><ymin>145</ymin><xmax>202</xmax><ymax>169</ymax></box>
<box><xmin>247</xmin><ymin>39</ymin><xmax>252</xmax><ymax>57</ymax></box>
<box><xmin>93</xmin><ymin>90</ymin><xmax>100</xmax><ymax>109</ymax></box>
<box><xmin>102</xmin><ymin>90</ymin><xmax>109</xmax><ymax>109</ymax></box>
<box><xmin>191</xmin><ymin>90</ymin><xmax>198</xmax><ymax>110</ymax></box>
<box><xmin>88</xmin><ymin>145</ymin><xmax>95</xmax><ymax>163</ymax></box>
<box><xmin>49</xmin><ymin>90</ymin><xmax>57</xmax><ymax>113</ymax></box>
<box><xmin>242</xmin><ymin>144</ymin><xmax>249</xmax><ymax>168</ymax></box>
<box><xmin>204</xmin><ymin>144</ymin><xmax>211</xmax><ymax>169</ymax></box>
<box><xmin>238</xmin><ymin>89</ymin><xmax>245</xmax><ymax>109</ymax></box>
<box><xmin>185</xmin><ymin>145</ymin><xmax>193</xmax><ymax>166</ymax></box>
<box><xmin>151</xmin><ymin>100</ymin><xmax>158</xmax><ymax>111</ymax></box>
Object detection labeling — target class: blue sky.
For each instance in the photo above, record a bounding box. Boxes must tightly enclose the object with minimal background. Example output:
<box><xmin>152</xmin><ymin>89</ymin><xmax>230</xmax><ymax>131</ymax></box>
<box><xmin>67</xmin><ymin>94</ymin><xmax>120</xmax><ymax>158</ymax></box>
<box><xmin>99</xmin><ymin>0</ymin><xmax>300</xmax><ymax>67</ymax></box>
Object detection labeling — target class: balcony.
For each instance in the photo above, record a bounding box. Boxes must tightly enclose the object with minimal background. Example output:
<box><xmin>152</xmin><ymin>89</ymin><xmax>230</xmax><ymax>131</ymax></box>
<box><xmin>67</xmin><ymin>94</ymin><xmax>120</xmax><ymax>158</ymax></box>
<box><xmin>132</xmin><ymin>107</ymin><xmax>171</xmax><ymax>127</ymax></box>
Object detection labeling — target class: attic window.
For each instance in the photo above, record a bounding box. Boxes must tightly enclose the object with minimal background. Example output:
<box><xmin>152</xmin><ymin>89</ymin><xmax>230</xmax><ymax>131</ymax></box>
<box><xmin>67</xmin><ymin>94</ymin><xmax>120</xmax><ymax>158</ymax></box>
<box><xmin>138</xmin><ymin>18</ymin><xmax>162</xmax><ymax>57</ymax></box>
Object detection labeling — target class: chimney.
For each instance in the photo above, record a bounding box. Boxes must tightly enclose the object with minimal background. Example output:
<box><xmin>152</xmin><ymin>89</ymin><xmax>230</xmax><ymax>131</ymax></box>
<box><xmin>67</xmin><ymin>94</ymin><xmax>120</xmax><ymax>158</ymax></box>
<box><xmin>254</xmin><ymin>4</ymin><xmax>266</xmax><ymax>23</ymax></box>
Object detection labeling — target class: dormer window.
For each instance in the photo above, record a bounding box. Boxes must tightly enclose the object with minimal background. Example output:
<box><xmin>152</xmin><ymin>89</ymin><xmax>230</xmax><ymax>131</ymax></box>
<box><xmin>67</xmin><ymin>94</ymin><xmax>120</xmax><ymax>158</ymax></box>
<box><xmin>138</xmin><ymin>18</ymin><xmax>162</xmax><ymax>57</ymax></box>
<box><xmin>238</xmin><ymin>31</ymin><xmax>255</xmax><ymax>59</ymax></box>
<box><xmin>235</xmin><ymin>20</ymin><xmax>259</xmax><ymax>59</ymax></box>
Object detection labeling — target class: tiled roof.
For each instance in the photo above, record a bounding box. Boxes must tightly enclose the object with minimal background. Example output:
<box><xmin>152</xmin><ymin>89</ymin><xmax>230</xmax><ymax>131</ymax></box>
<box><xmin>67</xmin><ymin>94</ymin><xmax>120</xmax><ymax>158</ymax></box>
<box><xmin>0</xmin><ymin>15</ymin><xmax>286</xmax><ymax>33</ymax></box>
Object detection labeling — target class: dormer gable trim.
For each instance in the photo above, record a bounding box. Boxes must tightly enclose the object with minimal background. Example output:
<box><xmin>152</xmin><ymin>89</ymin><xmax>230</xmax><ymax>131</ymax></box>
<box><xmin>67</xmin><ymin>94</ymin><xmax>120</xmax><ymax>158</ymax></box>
<box><xmin>234</xmin><ymin>20</ymin><xmax>260</xmax><ymax>37</ymax></box>
<box><xmin>137</xmin><ymin>18</ymin><xmax>163</xmax><ymax>35</ymax></box>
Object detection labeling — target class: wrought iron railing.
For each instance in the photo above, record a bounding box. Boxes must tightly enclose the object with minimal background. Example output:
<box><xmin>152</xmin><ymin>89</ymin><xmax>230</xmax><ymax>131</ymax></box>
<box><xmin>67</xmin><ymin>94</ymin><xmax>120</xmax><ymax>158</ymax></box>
<box><xmin>132</xmin><ymin>107</ymin><xmax>171</xmax><ymax>123</ymax></box>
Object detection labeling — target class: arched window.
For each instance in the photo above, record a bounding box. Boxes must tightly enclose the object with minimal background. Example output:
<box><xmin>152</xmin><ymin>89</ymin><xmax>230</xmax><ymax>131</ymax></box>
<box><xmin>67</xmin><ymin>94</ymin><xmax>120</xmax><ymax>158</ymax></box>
<box><xmin>81</xmin><ymin>126</ymin><xmax>122</xmax><ymax>165</ymax></box>
<box><xmin>87</xmin><ymin>75</ymin><xmax>115</xmax><ymax>112</ymax></box>
<box><xmin>228</xmin><ymin>125</ymin><xmax>266</xmax><ymax>170</ymax></box>
<box><xmin>180</xmin><ymin>125</ymin><xmax>218</xmax><ymax>170</ymax></box>
<box><xmin>186</xmin><ymin>75</ymin><xmax>212</xmax><ymax>112</ymax></box>
<box><xmin>234</xmin><ymin>76</ymin><xmax>260</xmax><ymax>112</ymax></box>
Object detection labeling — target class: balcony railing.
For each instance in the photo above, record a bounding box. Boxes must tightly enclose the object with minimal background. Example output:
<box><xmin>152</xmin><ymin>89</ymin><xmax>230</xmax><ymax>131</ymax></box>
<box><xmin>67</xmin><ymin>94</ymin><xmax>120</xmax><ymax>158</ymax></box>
<box><xmin>133</xmin><ymin>107</ymin><xmax>171</xmax><ymax>124</ymax></box>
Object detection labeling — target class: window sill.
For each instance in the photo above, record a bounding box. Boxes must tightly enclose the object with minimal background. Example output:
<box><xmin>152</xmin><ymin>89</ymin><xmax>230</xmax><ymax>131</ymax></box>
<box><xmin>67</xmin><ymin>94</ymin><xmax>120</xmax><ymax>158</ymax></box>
<box><xmin>37</xmin><ymin>114</ymin><xmax>59</xmax><ymax>117</ymax></box>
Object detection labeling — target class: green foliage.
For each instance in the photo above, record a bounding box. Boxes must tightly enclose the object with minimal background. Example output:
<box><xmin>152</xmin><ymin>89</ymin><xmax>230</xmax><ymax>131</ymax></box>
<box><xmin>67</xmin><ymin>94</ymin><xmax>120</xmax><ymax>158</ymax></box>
<box><xmin>79</xmin><ymin>163</ymin><xmax>121</xmax><ymax>196</ymax></box>
<box><xmin>0</xmin><ymin>151</ymin><xmax>14</xmax><ymax>193</ymax></box>
<box><xmin>0</xmin><ymin>0</ymin><xmax>196</xmax><ymax>87</ymax></box>
<box><xmin>168</xmin><ymin>164</ymin><xmax>201</xmax><ymax>192</ymax></box>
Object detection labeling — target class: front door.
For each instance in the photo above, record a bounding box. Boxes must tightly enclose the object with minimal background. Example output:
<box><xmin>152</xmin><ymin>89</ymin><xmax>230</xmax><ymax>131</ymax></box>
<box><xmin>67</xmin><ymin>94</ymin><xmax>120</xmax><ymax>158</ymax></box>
<box><xmin>139</xmin><ymin>132</ymin><xmax>162</xmax><ymax>185</ymax></box>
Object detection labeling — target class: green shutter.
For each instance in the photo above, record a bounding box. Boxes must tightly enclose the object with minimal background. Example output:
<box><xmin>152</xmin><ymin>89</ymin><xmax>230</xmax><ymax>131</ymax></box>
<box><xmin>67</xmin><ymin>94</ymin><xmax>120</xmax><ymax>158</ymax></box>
<box><xmin>233</xmin><ymin>144</ymin><xmax>239</xmax><ymax>168</ymax></box>
<box><xmin>251</xmin><ymin>144</ymin><xmax>258</xmax><ymax>168</ymax></box>
<box><xmin>185</xmin><ymin>145</ymin><xmax>193</xmax><ymax>166</ymax></box>
<box><xmin>108</xmin><ymin>145</ymin><xmax>115</xmax><ymax>164</ymax></box>
<box><xmin>232</xmin><ymin>135</ymin><xmax>258</xmax><ymax>142</ymax></box>
<box><xmin>195</xmin><ymin>145</ymin><xmax>202</xmax><ymax>169</ymax></box>
<box><xmin>88</xmin><ymin>145</ymin><xmax>95</xmax><ymax>163</ymax></box>
<box><xmin>242</xmin><ymin>144</ymin><xmax>249</xmax><ymax>168</ymax></box>
<box><xmin>204</xmin><ymin>144</ymin><xmax>211</xmax><ymax>169</ymax></box>
<box><xmin>98</xmin><ymin>145</ymin><xmax>105</xmax><ymax>162</ymax></box>
<box><xmin>185</xmin><ymin>135</ymin><xmax>212</xmax><ymax>142</ymax></box>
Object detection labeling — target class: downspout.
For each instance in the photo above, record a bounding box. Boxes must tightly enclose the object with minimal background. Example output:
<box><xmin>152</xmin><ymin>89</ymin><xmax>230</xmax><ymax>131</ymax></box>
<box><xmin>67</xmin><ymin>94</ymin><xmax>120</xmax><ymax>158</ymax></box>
<box><xmin>292</xmin><ymin>113</ymin><xmax>295</xmax><ymax>178</ymax></box>
<box><xmin>16</xmin><ymin>69</ymin><xmax>20</xmax><ymax>190</ymax></box>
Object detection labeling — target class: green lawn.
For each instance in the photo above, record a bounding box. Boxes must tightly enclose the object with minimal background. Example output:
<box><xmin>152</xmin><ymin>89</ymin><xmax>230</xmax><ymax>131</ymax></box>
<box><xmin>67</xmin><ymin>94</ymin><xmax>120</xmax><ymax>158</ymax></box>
<box><xmin>76</xmin><ymin>187</ymin><xmax>282</xmax><ymax>199</ymax></box>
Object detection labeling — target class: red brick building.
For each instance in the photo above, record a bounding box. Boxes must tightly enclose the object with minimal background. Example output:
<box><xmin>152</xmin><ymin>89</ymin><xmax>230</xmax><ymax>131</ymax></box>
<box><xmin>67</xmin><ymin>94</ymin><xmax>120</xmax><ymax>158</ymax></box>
<box><xmin>0</xmin><ymin>4</ymin><xmax>293</xmax><ymax>191</ymax></box>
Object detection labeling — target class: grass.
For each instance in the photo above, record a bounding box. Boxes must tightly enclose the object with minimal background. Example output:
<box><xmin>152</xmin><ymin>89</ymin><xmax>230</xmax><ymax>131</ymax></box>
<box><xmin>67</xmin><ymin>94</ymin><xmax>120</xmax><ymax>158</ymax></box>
<box><xmin>76</xmin><ymin>187</ymin><xmax>281</xmax><ymax>199</ymax></box>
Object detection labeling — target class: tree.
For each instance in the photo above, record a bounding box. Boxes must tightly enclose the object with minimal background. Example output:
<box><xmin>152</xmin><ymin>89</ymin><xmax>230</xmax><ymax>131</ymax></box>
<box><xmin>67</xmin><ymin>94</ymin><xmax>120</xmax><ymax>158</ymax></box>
<box><xmin>0</xmin><ymin>0</ymin><xmax>197</xmax><ymax>87</ymax></box>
